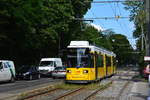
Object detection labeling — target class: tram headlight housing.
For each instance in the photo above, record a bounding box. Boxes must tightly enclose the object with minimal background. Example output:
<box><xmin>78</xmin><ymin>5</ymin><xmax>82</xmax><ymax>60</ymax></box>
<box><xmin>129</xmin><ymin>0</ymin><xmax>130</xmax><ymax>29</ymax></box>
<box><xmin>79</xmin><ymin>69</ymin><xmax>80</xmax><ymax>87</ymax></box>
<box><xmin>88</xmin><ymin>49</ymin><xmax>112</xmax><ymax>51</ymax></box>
<box><xmin>83</xmin><ymin>70</ymin><xmax>88</xmax><ymax>73</ymax></box>
<box><xmin>67</xmin><ymin>70</ymin><xmax>71</xmax><ymax>73</ymax></box>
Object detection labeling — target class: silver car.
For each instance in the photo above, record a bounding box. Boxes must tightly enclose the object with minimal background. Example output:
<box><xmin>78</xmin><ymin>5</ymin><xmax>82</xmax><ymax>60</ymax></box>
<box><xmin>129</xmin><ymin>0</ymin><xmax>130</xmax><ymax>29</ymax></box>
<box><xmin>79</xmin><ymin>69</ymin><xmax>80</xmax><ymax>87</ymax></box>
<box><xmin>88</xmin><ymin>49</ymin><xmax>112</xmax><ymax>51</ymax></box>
<box><xmin>51</xmin><ymin>67</ymin><xmax>66</xmax><ymax>79</ymax></box>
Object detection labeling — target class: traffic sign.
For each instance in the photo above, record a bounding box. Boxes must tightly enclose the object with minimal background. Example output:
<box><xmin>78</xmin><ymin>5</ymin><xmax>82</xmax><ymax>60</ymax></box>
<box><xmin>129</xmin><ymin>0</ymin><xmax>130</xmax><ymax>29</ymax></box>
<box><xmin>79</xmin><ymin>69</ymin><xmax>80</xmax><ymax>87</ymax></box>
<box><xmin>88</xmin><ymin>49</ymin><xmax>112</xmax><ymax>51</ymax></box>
<box><xmin>144</xmin><ymin>56</ymin><xmax>150</xmax><ymax>61</ymax></box>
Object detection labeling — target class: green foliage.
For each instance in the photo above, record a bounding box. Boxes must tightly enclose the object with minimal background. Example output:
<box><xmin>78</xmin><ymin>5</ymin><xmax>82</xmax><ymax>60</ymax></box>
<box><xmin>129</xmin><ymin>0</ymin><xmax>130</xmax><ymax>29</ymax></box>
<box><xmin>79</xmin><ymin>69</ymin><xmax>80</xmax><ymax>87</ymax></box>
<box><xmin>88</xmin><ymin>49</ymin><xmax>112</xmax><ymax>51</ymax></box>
<box><xmin>76</xmin><ymin>26</ymin><xmax>134</xmax><ymax>66</ymax></box>
<box><xmin>109</xmin><ymin>34</ymin><xmax>134</xmax><ymax>66</ymax></box>
<box><xmin>124</xmin><ymin>1</ymin><xmax>146</xmax><ymax>50</ymax></box>
<box><xmin>124</xmin><ymin>1</ymin><xmax>144</xmax><ymax>21</ymax></box>
<box><xmin>0</xmin><ymin>0</ymin><xmax>93</xmax><ymax>65</ymax></box>
<box><xmin>0</xmin><ymin>0</ymin><xmax>133</xmax><ymax>67</ymax></box>
<box><xmin>124</xmin><ymin>1</ymin><xmax>146</xmax><ymax>71</ymax></box>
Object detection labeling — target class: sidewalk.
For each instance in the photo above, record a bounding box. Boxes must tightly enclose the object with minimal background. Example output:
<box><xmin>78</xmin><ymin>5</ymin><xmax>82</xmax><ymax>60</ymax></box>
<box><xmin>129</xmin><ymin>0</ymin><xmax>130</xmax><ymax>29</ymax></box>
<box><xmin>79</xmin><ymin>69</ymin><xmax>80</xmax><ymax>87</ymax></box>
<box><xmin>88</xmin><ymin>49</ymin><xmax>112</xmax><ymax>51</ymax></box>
<box><xmin>128</xmin><ymin>82</ymin><xmax>149</xmax><ymax>100</ymax></box>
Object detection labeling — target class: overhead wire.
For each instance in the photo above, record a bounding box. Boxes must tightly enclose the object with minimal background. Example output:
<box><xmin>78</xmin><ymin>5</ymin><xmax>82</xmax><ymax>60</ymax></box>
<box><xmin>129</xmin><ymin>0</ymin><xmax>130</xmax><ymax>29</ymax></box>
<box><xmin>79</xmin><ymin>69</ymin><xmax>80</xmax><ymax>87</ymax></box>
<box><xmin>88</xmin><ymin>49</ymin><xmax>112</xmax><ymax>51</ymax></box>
<box><xmin>107</xmin><ymin>1</ymin><xmax>136</xmax><ymax>48</ymax></box>
<box><xmin>117</xmin><ymin>1</ymin><xmax>131</xmax><ymax>34</ymax></box>
<box><xmin>108</xmin><ymin>2</ymin><xmax>130</xmax><ymax>35</ymax></box>
<box><xmin>116</xmin><ymin>1</ymin><xmax>137</xmax><ymax>47</ymax></box>
<box><xmin>90</xmin><ymin>8</ymin><xmax>106</xmax><ymax>30</ymax></box>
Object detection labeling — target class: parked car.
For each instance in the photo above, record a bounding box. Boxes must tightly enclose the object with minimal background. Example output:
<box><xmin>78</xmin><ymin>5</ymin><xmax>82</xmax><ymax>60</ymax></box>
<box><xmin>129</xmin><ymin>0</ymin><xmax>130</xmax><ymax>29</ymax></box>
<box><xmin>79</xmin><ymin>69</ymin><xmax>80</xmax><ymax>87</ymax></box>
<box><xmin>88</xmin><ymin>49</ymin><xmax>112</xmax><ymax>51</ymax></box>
<box><xmin>143</xmin><ymin>67</ymin><xmax>148</xmax><ymax>79</ymax></box>
<box><xmin>39</xmin><ymin>58</ymin><xmax>63</xmax><ymax>76</ymax></box>
<box><xmin>0</xmin><ymin>60</ymin><xmax>16</xmax><ymax>82</ymax></box>
<box><xmin>16</xmin><ymin>65</ymin><xmax>40</xmax><ymax>80</ymax></box>
<box><xmin>51</xmin><ymin>67</ymin><xmax>66</xmax><ymax>79</ymax></box>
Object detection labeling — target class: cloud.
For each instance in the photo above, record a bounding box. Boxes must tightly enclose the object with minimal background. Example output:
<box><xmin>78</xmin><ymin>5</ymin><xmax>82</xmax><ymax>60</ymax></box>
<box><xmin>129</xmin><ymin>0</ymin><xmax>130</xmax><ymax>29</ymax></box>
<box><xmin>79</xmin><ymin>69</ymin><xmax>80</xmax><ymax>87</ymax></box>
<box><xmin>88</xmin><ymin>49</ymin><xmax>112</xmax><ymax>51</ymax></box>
<box><xmin>129</xmin><ymin>23</ymin><xmax>135</xmax><ymax>30</ymax></box>
<box><xmin>89</xmin><ymin>23</ymin><xmax>104</xmax><ymax>31</ymax></box>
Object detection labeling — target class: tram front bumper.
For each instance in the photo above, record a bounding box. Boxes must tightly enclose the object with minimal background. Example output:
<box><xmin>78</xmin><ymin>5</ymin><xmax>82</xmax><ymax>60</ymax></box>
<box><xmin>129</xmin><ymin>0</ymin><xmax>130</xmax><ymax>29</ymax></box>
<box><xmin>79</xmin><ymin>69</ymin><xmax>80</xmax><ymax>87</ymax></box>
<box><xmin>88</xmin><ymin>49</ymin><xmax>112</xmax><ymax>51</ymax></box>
<box><xmin>65</xmin><ymin>80</ymin><xmax>93</xmax><ymax>84</ymax></box>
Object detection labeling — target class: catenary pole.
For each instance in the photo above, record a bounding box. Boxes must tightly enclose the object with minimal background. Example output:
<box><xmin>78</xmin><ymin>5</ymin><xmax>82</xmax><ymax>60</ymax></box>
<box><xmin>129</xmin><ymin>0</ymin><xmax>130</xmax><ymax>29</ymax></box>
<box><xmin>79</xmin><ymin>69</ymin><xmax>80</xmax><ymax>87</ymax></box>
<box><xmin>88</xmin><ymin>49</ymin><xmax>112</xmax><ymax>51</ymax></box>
<box><xmin>145</xmin><ymin>0</ymin><xmax>150</xmax><ymax>56</ymax></box>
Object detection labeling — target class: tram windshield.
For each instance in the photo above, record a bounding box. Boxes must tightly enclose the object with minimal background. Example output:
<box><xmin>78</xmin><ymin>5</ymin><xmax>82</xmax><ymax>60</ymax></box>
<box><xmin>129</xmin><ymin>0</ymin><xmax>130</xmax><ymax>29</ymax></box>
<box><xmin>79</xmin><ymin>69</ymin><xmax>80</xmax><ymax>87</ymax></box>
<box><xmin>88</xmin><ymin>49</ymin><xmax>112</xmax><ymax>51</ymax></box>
<box><xmin>67</xmin><ymin>48</ymin><xmax>92</xmax><ymax>68</ymax></box>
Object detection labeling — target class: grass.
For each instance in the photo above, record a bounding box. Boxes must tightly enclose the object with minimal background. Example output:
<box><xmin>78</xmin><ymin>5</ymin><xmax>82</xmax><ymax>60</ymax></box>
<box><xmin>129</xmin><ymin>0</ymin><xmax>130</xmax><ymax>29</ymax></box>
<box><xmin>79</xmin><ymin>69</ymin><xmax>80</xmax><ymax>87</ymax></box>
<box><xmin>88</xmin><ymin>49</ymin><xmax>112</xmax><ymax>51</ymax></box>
<box><xmin>55</xmin><ymin>81</ymin><xmax>112</xmax><ymax>90</ymax></box>
<box><xmin>17</xmin><ymin>81</ymin><xmax>112</xmax><ymax>100</ymax></box>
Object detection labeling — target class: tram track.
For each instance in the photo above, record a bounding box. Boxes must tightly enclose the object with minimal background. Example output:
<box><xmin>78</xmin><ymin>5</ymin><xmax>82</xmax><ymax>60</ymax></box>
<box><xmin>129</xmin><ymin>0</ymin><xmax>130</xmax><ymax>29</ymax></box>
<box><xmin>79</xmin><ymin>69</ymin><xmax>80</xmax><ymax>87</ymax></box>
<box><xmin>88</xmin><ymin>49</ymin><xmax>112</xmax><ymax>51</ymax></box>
<box><xmin>84</xmin><ymin>71</ymin><xmax>132</xmax><ymax>100</ymax></box>
<box><xmin>61</xmin><ymin>80</ymin><xmax>113</xmax><ymax>100</ymax></box>
<box><xmin>116</xmin><ymin>81</ymin><xmax>130</xmax><ymax>100</ymax></box>
<box><xmin>83</xmin><ymin>81</ymin><xmax>130</xmax><ymax>100</ymax></box>
<box><xmin>20</xmin><ymin>70</ymin><xmax>136</xmax><ymax>100</ymax></box>
<box><xmin>23</xmin><ymin>88</ymin><xmax>61</xmax><ymax>100</ymax></box>
<box><xmin>83</xmin><ymin>81</ymin><xmax>113</xmax><ymax>100</ymax></box>
<box><xmin>22</xmin><ymin>80</ymin><xmax>113</xmax><ymax>100</ymax></box>
<box><xmin>23</xmin><ymin>87</ymin><xmax>85</xmax><ymax>100</ymax></box>
<box><xmin>54</xmin><ymin>87</ymin><xmax>84</xmax><ymax>100</ymax></box>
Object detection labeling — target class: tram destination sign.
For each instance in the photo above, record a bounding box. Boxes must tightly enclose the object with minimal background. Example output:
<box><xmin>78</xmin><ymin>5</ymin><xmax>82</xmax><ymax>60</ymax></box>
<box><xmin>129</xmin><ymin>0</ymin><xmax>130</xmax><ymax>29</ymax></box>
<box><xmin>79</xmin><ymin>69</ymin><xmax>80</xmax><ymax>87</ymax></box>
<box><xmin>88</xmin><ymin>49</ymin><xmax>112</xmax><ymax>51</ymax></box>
<box><xmin>144</xmin><ymin>56</ymin><xmax>150</xmax><ymax>61</ymax></box>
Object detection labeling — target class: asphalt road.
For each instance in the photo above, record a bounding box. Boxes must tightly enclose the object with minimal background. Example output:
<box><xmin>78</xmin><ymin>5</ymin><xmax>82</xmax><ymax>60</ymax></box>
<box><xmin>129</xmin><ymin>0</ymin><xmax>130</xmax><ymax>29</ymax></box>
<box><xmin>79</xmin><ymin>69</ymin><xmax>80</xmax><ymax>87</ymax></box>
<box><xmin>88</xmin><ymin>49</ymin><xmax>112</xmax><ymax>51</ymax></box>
<box><xmin>0</xmin><ymin>78</ymin><xmax>62</xmax><ymax>93</ymax></box>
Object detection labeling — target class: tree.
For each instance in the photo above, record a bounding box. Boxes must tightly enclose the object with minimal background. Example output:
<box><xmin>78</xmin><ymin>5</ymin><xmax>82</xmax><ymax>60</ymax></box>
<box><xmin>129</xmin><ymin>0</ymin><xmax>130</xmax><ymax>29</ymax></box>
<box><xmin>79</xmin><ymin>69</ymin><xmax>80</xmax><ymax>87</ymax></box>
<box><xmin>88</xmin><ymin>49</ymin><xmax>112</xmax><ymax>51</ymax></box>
<box><xmin>74</xmin><ymin>23</ymin><xmax>112</xmax><ymax>50</ymax></box>
<box><xmin>124</xmin><ymin>1</ymin><xmax>146</xmax><ymax>72</ymax></box>
<box><xmin>109</xmin><ymin>34</ymin><xmax>134</xmax><ymax>66</ymax></box>
<box><xmin>0</xmin><ymin>0</ymin><xmax>93</xmax><ymax>65</ymax></box>
<box><xmin>124</xmin><ymin>1</ymin><xmax>145</xmax><ymax>52</ymax></box>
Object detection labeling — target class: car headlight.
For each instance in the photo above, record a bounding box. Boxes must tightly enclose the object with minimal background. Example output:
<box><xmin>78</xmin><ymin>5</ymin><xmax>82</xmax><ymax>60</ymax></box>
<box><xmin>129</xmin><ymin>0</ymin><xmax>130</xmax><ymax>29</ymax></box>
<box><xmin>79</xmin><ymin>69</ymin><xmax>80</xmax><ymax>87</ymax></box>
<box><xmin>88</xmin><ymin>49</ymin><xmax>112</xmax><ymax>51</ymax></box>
<box><xmin>23</xmin><ymin>72</ymin><xmax>30</xmax><ymax>76</ymax></box>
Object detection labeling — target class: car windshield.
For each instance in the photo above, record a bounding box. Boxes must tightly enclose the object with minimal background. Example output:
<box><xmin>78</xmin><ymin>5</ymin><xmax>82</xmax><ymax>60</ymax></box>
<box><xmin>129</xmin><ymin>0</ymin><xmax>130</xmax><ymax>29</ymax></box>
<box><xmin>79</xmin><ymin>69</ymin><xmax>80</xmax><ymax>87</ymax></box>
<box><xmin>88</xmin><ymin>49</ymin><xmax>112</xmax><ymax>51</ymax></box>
<box><xmin>39</xmin><ymin>61</ymin><xmax>54</xmax><ymax>67</ymax></box>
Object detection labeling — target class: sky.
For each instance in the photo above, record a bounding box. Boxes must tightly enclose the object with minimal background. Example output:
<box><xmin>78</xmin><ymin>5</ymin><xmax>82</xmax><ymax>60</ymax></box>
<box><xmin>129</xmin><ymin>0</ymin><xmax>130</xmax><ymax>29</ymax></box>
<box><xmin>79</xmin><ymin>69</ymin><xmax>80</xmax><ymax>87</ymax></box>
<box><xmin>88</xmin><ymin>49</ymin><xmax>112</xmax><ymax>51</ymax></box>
<box><xmin>84</xmin><ymin>0</ymin><xmax>136</xmax><ymax>49</ymax></box>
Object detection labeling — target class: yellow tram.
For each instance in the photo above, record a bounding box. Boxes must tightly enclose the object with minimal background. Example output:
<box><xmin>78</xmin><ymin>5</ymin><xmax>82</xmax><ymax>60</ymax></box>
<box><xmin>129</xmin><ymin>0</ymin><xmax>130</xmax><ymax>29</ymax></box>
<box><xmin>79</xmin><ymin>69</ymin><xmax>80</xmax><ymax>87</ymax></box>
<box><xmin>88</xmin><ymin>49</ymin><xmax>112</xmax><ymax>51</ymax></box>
<box><xmin>66</xmin><ymin>41</ymin><xmax>116</xmax><ymax>83</ymax></box>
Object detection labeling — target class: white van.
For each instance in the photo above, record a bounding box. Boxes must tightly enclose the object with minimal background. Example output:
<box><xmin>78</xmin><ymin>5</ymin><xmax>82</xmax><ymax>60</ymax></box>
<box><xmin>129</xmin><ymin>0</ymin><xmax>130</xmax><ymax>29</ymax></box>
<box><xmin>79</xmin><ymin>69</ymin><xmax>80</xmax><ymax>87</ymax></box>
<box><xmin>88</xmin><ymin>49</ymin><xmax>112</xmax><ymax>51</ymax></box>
<box><xmin>39</xmin><ymin>58</ymin><xmax>62</xmax><ymax>76</ymax></box>
<box><xmin>0</xmin><ymin>60</ymin><xmax>16</xmax><ymax>82</ymax></box>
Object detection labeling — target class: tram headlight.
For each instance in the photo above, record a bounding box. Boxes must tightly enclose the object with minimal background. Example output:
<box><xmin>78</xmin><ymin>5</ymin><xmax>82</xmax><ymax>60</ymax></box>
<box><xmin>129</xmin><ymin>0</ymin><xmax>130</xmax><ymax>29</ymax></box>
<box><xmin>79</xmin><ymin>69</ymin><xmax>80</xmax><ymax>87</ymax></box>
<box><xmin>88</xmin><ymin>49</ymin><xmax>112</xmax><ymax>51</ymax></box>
<box><xmin>67</xmin><ymin>70</ymin><xmax>71</xmax><ymax>73</ymax></box>
<box><xmin>83</xmin><ymin>70</ymin><xmax>88</xmax><ymax>73</ymax></box>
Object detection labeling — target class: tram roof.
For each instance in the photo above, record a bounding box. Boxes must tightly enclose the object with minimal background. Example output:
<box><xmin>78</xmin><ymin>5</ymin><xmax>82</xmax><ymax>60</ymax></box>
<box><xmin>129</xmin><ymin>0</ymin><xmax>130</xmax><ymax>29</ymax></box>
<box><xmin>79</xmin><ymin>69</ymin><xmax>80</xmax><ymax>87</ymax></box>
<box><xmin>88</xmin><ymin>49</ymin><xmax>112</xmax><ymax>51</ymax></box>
<box><xmin>68</xmin><ymin>41</ymin><xmax>116</xmax><ymax>57</ymax></box>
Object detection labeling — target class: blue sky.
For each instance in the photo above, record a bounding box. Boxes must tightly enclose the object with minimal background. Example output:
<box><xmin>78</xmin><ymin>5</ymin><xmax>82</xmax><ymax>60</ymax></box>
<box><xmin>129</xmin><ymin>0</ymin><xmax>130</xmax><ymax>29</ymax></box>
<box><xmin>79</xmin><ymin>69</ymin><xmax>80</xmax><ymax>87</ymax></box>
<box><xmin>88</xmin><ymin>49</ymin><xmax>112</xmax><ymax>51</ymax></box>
<box><xmin>84</xmin><ymin>0</ymin><xmax>136</xmax><ymax>49</ymax></box>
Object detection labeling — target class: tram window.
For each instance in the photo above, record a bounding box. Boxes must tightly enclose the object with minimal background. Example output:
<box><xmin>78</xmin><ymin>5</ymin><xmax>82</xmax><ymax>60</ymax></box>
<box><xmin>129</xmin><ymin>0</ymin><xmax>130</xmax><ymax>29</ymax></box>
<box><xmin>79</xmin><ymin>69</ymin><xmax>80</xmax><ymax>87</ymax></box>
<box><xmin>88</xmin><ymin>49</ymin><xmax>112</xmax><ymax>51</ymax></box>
<box><xmin>97</xmin><ymin>55</ymin><xmax>103</xmax><ymax>67</ymax></box>
<box><xmin>67</xmin><ymin>48</ymin><xmax>91</xmax><ymax>68</ymax></box>
<box><xmin>67</xmin><ymin>54</ymin><xmax>91</xmax><ymax>68</ymax></box>
<box><xmin>106</xmin><ymin>56</ymin><xmax>111</xmax><ymax>66</ymax></box>
<box><xmin>67</xmin><ymin>57</ymin><xmax>77</xmax><ymax>68</ymax></box>
<box><xmin>89</xmin><ymin>55</ymin><xmax>94</xmax><ymax>68</ymax></box>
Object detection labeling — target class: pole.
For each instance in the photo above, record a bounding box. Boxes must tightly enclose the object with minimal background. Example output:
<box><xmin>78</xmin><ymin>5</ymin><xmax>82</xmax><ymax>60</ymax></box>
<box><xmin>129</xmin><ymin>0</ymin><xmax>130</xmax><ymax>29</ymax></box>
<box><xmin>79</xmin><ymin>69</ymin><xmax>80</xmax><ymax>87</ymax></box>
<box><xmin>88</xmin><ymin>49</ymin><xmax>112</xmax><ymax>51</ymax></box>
<box><xmin>146</xmin><ymin>0</ymin><xmax>150</xmax><ymax>56</ymax></box>
<box><xmin>141</xmin><ymin>25</ymin><xmax>145</xmax><ymax>51</ymax></box>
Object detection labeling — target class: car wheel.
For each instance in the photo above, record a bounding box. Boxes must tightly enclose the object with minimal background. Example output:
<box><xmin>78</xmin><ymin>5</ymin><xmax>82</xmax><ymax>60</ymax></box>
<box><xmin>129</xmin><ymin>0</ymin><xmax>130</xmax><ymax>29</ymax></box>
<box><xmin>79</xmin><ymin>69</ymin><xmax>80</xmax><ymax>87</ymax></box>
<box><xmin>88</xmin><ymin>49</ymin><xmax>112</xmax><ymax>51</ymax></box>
<box><xmin>29</xmin><ymin>75</ymin><xmax>33</xmax><ymax>80</ymax></box>
<box><xmin>10</xmin><ymin>76</ymin><xmax>15</xmax><ymax>82</ymax></box>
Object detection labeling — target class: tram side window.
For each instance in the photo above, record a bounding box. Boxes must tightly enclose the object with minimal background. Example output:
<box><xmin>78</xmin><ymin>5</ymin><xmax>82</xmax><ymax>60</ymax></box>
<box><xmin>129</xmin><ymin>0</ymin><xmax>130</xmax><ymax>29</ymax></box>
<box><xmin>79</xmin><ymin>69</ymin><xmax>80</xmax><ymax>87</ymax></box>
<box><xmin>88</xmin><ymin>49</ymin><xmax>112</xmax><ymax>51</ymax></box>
<box><xmin>106</xmin><ymin>56</ymin><xmax>111</xmax><ymax>66</ymax></box>
<box><xmin>97</xmin><ymin>54</ymin><xmax>103</xmax><ymax>67</ymax></box>
<box><xmin>89</xmin><ymin>55</ymin><xmax>94</xmax><ymax>68</ymax></box>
